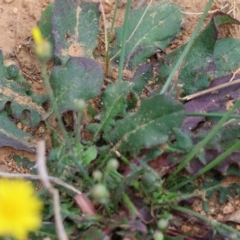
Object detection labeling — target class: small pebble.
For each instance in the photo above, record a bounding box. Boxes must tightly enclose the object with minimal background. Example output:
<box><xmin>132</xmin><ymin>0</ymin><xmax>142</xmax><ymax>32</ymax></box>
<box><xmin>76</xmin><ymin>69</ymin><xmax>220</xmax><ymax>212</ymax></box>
<box><xmin>38</xmin><ymin>126</ymin><xmax>45</xmax><ymax>134</ymax></box>
<box><xmin>4</xmin><ymin>59</ymin><xmax>16</xmax><ymax>67</ymax></box>
<box><xmin>17</xmin><ymin>122</ymin><xmax>23</xmax><ymax>129</ymax></box>
<box><xmin>7</xmin><ymin>162</ymin><xmax>12</xmax><ymax>166</ymax></box>
<box><xmin>13</xmin><ymin>7</ymin><xmax>18</xmax><ymax>14</ymax></box>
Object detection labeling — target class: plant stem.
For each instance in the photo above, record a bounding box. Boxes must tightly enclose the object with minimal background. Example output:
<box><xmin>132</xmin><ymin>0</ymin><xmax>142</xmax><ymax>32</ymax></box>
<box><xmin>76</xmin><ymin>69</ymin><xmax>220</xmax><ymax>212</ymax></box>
<box><xmin>172</xmin><ymin>206</ymin><xmax>240</xmax><ymax>239</ymax></box>
<box><xmin>123</xmin><ymin>193</ymin><xmax>138</xmax><ymax>218</ymax></box>
<box><xmin>168</xmin><ymin>98</ymin><xmax>240</xmax><ymax>180</ymax></box>
<box><xmin>194</xmin><ymin>140</ymin><xmax>240</xmax><ymax>178</ymax></box>
<box><xmin>160</xmin><ymin>0</ymin><xmax>214</xmax><ymax>94</ymax></box>
<box><xmin>187</xmin><ymin>112</ymin><xmax>240</xmax><ymax>119</ymax></box>
<box><xmin>170</xmin><ymin>140</ymin><xmax>240</xmax><ymax>191</ymax></box>
<box><xmin>42</xmin><ymin>64</ymin><xmax>69</xmax><ymax>141</ymax></box>
<box><xmin>100</xmin><ymin>0</ymin><xmax>110</xmax><ymax>76</ymax></box>
<box><xmin>41</xmin><ymin>65</ymin><xmax>92</xmax><ymax>184</ymax></box>
<box><xmin>117</xmin><ymin>0</ymin><xmax>132</xmax><ymax>83</ymax></box>
<box><xmin>111</xmin><ymin>0</ymin><xmax>120</xmax><ymax>32</ymax></box>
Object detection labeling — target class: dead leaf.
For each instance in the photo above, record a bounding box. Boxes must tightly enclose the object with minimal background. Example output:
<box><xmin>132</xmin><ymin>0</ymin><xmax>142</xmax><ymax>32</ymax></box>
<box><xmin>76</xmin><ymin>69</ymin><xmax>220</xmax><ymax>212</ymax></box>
<box><xmin>222</xmin><ymin>203</ymin><xmax>235</xmax><ymax>214</ymax></box>
<box><xmin>223</xmin><ymin>209</ymin><xmax>240</xmax><ymax>223</ymax></box>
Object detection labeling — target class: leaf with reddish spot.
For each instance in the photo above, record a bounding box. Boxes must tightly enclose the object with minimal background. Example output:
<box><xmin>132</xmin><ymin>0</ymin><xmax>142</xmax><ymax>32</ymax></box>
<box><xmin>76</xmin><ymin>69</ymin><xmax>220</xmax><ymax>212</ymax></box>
<box><xmin>52</xmin><ymin>0</ymin><xmax>100</xmax><ymax>64</ymax></box>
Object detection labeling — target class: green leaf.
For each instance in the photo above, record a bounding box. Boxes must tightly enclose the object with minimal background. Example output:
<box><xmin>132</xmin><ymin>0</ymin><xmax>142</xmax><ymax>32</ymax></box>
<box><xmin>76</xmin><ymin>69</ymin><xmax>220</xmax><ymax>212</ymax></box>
<box><xmin>169</xmin><ymin>128</ymin><xmax>192</xmax><ymax>152</ymax></box>
<box><xmin>158</xmin><ymin>12</ymin><xmax>240</xmax><ymax>95</ymax></box>
<box><xmin>94</xmin><ymin>81</ymin><xmax>132</xmax><ymax>138</ymax></box>
<box><xmin>104</xmin><ymin>94</ymin><xmax>185</xmax><ymax>154</ymax></box>
<box><xmin>214</xmin><ymin>38</ymin><xmax>240</xmax><ymax>77</ymax></box>
<box><xmin>0</xmin><ymin>51</ymin><xmax>47</xmax><ymax>126</ymax></box>
<box><xmin>52</xmin><ymin>0</ymin><xmax>100</xmax><ymax>64</ymax></box>
<box><xmin>82</xmin><ymin>146</ymin><xmax>98</xmax><ymax>165</ymax></box>
<box><xmin>50</xmin><ymin>57</ymin><xmax>104</xmax><ymax>112</ymax></box>
<box><xmin>131</xmin><ymin>63</ymin><xmax>154</xmax><ymax>96</ymax></box>
<box><xmin>0</xmin><ymin>112</ymin><xmax>35</xmax><ymax>152</ymax></box>
<box><xmin>39</xmin><ymin>2</ymin><xmax>55</xmax><ymax>52</ymax></box>
<box><xmin>111</xmin><ymin>2</ymin><xmax>183</xmax><ymax>69</ymax></box>
<box><xmin>202</xmin><ymin>177</ymin><xmax>240</xmax><ymax>204</ymax></box>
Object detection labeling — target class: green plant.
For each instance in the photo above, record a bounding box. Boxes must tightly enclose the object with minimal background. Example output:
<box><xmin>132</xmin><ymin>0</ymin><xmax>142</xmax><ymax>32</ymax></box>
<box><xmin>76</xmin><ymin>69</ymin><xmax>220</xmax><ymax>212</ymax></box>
<box><xmin>1</xmin><ymin>0</ymin><xmax>240</xmax><ymax>239</ymax></box>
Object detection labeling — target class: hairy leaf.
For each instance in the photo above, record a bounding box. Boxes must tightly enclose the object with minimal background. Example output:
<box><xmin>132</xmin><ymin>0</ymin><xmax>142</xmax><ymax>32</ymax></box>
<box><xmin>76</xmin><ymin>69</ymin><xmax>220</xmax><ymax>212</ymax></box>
<box><xmin>0</xmin><ymin>112</ymin><xmax>35</xmax><ymax>152</ymax></box>
<box><xmin>98</xmin><ymin>82</ymin><xmax>132</xmax><ymax>133</ymax></box>
<box><xmin>158</xmin><ymin>12</ymin><xmax>240</xmax><ymax>95</ymax></box>
<box><xmin>52</xmin><ymin>0</ymin><xmax>100</xmax><ymax>64</ymax></box>
<box><xmin>131</xmin><ymin>63</ymin><xmax>154</xmax><ymax>96</ymax></box>
<box><xmin>104</xmin><ymin>95</ymin><xmax>185</xmax><ymax>154</ymax></box>
<box><xmin>111</xmin><ymin>2</ymin><xmax>183</xmax><ymax>70</ymax></box>
<box><xmin>50</xmin><ymin>57</ymin><xmax>103</xmax><ymax>112</ymax></box>
<box><xmin>39</xmin><ymin>2</ymin><xmax>55</xmax><ymax>51</ymax></box>
<box><xmin>0</xmin><ymin>51</ymin><xmax>47</xmax><ymax>126</ymax></box>
<box><xmin>214</xmin><ymin>38</ymin><xmax>240</xmax><ymax>77</ymax></box>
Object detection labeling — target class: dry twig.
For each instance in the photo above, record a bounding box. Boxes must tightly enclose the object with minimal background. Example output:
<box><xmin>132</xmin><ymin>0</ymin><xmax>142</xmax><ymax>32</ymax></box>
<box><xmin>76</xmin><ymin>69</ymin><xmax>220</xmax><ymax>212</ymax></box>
<box><xmin>37</xmin><ymin>141</ymin><xmax>68</xmax><ymax>240</ymax></box>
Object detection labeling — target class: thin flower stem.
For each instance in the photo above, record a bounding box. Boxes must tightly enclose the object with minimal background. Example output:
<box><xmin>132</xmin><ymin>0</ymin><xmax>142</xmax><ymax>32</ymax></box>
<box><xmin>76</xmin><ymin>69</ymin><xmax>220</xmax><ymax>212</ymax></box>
<box><xmin>118</xmin><ymin>0</ymin><xmax>132</xmax><ymax>83</ymax></box>
<box><xmin>100</xmin><ymin>0</ymin><xmax>110</xmax><ymax>76</ymax></box>
<box><xmin>0</xmin><ymin>170</ymin><xmax>82</xmax><ymax>195</ymax></box>
<box><xmin>160</xmin><ymin>0</ymin><xmax>214</xmax><ymax>94</ymax></box>
<box><xmin>168</xmin><ymin>98</ymin><xmax>240</xmax><ymax>180</ymax></box>
<box><xmin>172</xmin><ymin>206</ymin><xmax>240</xmax><ymax>238</ymax></box>
<box><xmin>110</xmin><ymin>0</ymin><xmax>120</xmax><ymax>32</ymax></box>
<box><xmin>170</xmin><ymin>140</ymin><xmax>240</xmax><ymax>191</ymax></box>
<box><xmin>186</xmin><ymin>112</ymin><xmax>240</xmax><ymax>119</ymax></box>
<box><xmin>41</xmin><ymin>64</ymin><xmax>69</xmax><ymax>141</ymax></box>
<box><xmin>41</xmin><ymin>65</ymin><xmax>91</xmax><ymax>183</ymax></box>
<box><xmin>194</xmin><ymin>140</ymin><xmax>240</xmax><ymax>178</ymax></box>
<box><xmin>76</xmin><ymin>111</ymin><xmax>82</xmax><ymax>145</ymax></box>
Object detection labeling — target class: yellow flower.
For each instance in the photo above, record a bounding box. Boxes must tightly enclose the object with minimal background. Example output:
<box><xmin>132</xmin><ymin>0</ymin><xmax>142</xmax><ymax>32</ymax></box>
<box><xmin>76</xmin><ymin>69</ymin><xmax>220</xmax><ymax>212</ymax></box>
<box><xmin>32</xmin><ymin>26</ymin><xmax>52</xmax><ymax>61</ymax></box>
<box><xmin>0</xmin><ymin>178</ymin><xmax>43</xmax><ymax>239</ymax></box>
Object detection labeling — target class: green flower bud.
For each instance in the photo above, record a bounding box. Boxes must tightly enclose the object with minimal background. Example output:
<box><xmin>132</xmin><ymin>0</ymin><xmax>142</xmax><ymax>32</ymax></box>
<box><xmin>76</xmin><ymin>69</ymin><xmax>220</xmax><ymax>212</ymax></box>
<box><xmin>92</xmin><ymin>170</ymin><xmax>102</xmax><ymax>181</ymax></box>
<box><xmin>74</xmin><ymin>99</ymin><xmax>86</xmax><ymax>111</ymax></box>
<box><xmin>91</xmin><ymin>184</ymin><xmax>109</xmax><ymax>204</ymax></box>
<box><xmin>157</xmin><ymin>219</ymin><xmax>169</xmax><ymax>231</ymax></box>
<box><xmin>153</xmin><ymin>231</ymin><xmax>164</xmax><ymax>240</ymax></box>
<box><xmin>107</xmin><ymin>158</ymin><xmax>119</xmax><ymax>171</ymax></box>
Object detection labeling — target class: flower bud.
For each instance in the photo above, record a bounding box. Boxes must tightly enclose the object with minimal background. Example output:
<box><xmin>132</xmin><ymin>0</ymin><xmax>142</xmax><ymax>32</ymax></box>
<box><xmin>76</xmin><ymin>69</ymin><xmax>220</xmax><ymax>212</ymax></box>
<box><xmin>32</xmin><ymin>26</ymin><xmax>52</xmax><ymax>62</ymax></box>
<box><xmin>91</xmin><ymin>184</ymin><xmax>109</xmax><ymax>204</ymax></box>
<box><xmin>153</xmin><ymin>231</ymin><xmax>164</xmax><ymax>240</ymax></box>
<box><xmin>107</xmin><ymin>158</ymin><xmax>119</xmax><ymax>171</ymax></box>
<box><xmin>74</xmin><ymin>99</ymin><xmax>86</xmax><ymax>111</ymax></box>
<box><xmin>157</xmin><ymin>219</ymin><xmax>169</xmax><ymax>231</ymax></box>
<box><xmin>92</xmin><ymin>170</ymin><xmax>102</xmax><ymax>181</ymax></box>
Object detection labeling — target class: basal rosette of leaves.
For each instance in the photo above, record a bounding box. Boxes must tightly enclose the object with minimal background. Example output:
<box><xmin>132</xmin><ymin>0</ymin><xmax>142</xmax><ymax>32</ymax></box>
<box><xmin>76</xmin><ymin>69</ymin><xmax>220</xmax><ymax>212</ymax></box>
<box><xmin>2</xmin><ymin>1</ymin><xmax>240</xmax><ymax>238</ymax></box>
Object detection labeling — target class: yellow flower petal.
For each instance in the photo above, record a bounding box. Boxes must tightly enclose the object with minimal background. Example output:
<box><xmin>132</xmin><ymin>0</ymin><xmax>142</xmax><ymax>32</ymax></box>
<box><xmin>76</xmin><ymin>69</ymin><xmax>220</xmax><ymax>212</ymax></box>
<box><xmin>32</xmin><ymin>26</ymin><xmax>52</xmax><ymax>61</ymax></box>
<box><xmin>32</xmin><ymin>26</ymin><xmax>44</xmax><ymax>45</ymax></box>
<box><xmin>0</xmin><ymin>179</ymin><xmax>43</xmax><ymax>239</ymax></box>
